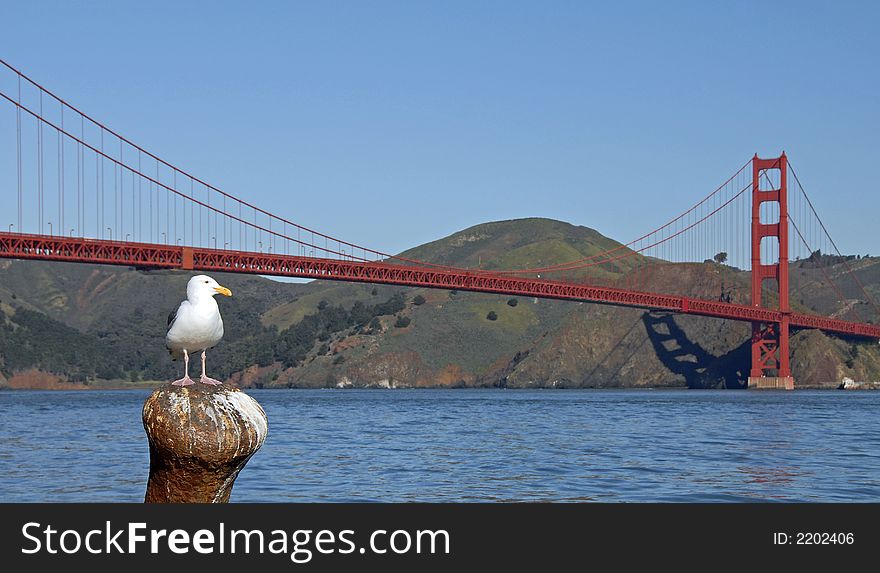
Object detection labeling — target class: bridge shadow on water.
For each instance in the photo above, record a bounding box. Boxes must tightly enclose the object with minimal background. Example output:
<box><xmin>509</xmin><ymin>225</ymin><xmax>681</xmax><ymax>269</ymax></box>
<box><xmin>642</xmin><ymin>312</ymin><xmax>748</xmax><ymax>389</ymax></box>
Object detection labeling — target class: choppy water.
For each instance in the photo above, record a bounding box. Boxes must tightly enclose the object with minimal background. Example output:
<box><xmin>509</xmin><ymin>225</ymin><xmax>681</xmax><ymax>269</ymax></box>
<box><xmin>1</xmin><ymin>389</ymin><xmax>878</xmax><ymax>502</ymax></box>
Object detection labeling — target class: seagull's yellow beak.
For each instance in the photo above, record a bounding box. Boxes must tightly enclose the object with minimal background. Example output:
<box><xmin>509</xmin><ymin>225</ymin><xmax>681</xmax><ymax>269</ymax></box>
<box><xmin>214</xmin><ymin>286</ymin><xmax>233</xmax><ymax>297</ymax></box>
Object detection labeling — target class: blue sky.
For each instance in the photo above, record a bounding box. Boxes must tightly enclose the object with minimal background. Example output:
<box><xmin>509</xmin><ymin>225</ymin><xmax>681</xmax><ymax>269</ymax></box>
<box><xmin>2</xmin><ymin>1</ymin><xmax>878</xmax><ymax>256</ymax></box>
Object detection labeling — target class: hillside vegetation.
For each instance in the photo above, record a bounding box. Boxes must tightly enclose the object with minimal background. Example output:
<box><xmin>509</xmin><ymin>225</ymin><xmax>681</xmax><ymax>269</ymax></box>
<box><xmin>1</xmin><ymin>217</ymin><xmax>879</xmax><ymax>389</ymax></box>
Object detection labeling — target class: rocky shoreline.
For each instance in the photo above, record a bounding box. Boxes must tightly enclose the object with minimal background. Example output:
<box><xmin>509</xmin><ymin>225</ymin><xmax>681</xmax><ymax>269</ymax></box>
<box><xmin>839</xmin><ymin>377</ymin><xmax>880</xmax><ymax>390</ymax></box>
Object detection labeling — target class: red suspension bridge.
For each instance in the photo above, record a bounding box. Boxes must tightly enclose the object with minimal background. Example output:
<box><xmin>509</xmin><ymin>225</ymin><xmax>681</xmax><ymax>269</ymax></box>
<box><xmin>1</xmin><ymin>59</ymin><xmax>878</xmax><ymax>389</ymax></box>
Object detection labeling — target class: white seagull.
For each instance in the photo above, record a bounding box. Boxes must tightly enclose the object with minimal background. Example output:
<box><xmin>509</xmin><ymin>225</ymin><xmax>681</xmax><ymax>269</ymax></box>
<box><xmin>166</xmin><ymin>275</ymin><xmax>233</xmax><ymax>386</ymax></box>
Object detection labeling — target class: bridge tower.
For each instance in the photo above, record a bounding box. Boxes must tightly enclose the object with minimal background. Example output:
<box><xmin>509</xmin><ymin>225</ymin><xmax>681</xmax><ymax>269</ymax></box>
<box><xmin>749</xmin><ymin>153</ymin><xmax>794</xmax><ymax>390</ymax></box>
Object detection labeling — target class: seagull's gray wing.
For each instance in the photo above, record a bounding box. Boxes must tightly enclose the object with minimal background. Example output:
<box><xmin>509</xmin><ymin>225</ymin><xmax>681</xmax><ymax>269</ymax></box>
<box><xmin>167</xmin><ymin>300</ymin><xmax>187</xmax><ymax>331</ymax></box>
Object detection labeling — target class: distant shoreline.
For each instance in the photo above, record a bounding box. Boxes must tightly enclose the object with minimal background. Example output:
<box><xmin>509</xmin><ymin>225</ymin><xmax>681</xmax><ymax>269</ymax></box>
<box><xmin>0</xmin><ymin>383</ymin><xmax>860</xmax><ymax>391</ymax></box>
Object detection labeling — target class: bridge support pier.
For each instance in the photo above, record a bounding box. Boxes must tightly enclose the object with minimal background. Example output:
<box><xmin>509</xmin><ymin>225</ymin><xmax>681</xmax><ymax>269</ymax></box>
<box><xmin>749</xmin><ymin>154</ymin><xmax>795</xmax><ymax>390</ymax></box>
<box><xmin>748</xmin><ymin>376</ymin><xmax>794</xmax><ymax>390</ymax></box>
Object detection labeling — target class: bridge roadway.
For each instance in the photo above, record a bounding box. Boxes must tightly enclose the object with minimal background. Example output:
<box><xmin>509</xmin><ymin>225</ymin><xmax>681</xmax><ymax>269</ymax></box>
<box><xmin>2</xmin><ymin>231</ymin><xmax>879</xmax><ymax>340</ymax></box>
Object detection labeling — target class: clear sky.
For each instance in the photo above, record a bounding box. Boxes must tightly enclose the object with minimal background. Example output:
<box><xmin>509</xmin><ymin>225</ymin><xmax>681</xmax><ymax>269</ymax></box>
<box><xmin>2</xmin><ymin>1</ymin><xmax>878</xmax><ymax>256</ymax></box>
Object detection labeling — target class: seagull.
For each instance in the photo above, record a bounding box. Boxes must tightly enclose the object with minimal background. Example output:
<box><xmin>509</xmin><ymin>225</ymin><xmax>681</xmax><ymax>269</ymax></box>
<box><xmin>166</xmin><ymin>274</ymin><xmax>233</xmax><ymax>386</ymax></box>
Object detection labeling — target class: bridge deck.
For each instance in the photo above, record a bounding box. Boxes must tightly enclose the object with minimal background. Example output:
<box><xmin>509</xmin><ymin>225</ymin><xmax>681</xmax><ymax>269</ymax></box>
<box><xmin>2</xmin><ymin>232</ymin><xmax>879</xmax><ymax>339</ymax></box>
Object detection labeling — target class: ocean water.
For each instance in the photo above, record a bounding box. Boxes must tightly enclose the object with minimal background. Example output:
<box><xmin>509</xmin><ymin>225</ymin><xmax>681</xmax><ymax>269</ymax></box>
<box><xmin>0</xmin><ymin>389</ymin><xmax>878</xmax><ymax>502</ymax></box>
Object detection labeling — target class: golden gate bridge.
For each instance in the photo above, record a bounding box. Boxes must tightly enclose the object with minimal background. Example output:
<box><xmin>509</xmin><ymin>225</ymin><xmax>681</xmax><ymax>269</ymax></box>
<box><xmin>1</xmin><ymin>58</ymin><xmax>878</xmax><ymax>389</ymax></box>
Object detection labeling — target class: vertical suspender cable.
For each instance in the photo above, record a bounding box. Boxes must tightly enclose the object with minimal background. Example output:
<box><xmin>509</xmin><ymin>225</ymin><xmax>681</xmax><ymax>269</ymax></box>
<box><xmin>117</xmin><ymin>139</ymin><xmax>126</xmax><ymax>240</ymax></box>
<box><xmin>39</xmin><ymin>91</ymin><xmax>44</xmax><ymax>233</ymax></box>
<box><xmin>77</xmin><ymin>115</ymin><xmax>82</xmax><ymax>236</ymax></box>
<box><xmin>114</xmin><ymin>137</ymin><xmax>118</xmax><ymax>238</ymax></box>
<box><xmin>16</xmin><ymin>73</ymin><xmax>22</xmax><ymax>232</ymax></box>
<box><xmin>60</xmin><ymin>104</ymin><xmax>65</xmax><ymax>234</ymax></box>
<box><xmin>100</xmin><ymin>128</ymin><xmax>104</xmax><ymax>238</ymax></box>
<box><xmin>57</xmin><ymin>106</ymin><xmax>61</xmax><ymax>234</ymax></box>
<box><xmin>95</xmin><ymin>143</ymin><xmax>99</xmax><ymax>238</ymax></box>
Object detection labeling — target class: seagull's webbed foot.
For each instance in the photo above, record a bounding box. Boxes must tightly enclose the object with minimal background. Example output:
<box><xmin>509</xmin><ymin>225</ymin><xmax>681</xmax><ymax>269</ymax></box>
<box><xmin>171</xmin><ymin>376</ymin><xmax>195</xmax><ymax>387</ymax></box>
<box><xmin>200</xmin><ymin>375</ymin><xmax>223</xmax><ymax>386</ymax></box>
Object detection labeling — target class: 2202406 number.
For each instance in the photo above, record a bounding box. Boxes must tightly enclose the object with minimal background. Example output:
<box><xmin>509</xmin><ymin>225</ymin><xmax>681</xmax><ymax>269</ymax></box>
<box><xmin>798</xmin><ymin>532</ymin><xmax>854</xmax><ymax>545</ymax></box>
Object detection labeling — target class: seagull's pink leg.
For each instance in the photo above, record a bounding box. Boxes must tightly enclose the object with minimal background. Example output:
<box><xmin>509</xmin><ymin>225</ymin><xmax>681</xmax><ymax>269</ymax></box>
<box><xmin>171</xmin><ymin>349</ymin><xmax>194</xmax><ymax>386</ymax></box>
<box><xmin>200</xmin><ymin>350</ymin><xmax>223</xmax><ymax>385</ymax></box>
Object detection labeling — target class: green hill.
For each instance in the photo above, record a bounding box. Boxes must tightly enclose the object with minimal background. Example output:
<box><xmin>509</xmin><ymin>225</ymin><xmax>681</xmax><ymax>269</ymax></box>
<box><xmin>397</xmin><ymin>217</ymin><xmax>641</xmax><ymax>278</ymax></box>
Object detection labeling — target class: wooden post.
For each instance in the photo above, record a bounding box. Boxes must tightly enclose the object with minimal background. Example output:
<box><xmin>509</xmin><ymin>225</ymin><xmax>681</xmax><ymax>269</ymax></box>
<box><xmin>142</xmin><ymin>383</ymin><xmax>268</xmax><ymax>503</ymax></box>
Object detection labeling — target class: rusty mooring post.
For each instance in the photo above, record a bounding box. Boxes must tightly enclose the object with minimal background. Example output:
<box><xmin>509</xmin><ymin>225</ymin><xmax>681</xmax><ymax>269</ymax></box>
<box><xmin>142</xmin><ymin>383</ymin><xmax>268</xmax><ymax>503</ymax></box>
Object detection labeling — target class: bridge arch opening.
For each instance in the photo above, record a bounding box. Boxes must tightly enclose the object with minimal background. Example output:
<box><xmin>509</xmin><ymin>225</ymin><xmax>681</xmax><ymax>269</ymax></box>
<box><xmin>759</xmin><ymin>235</ymin><xmax>780</xmax><ymax>266</ymax></box>
<box><xmin>757</xmin><ymin>167</ymin><xmax>781</xmax><ymax>192</ymax></box>
<box><xmin>759</xmin><ymin>201</ymin><xmax>780</xmax><ymax>225</ymax></box>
